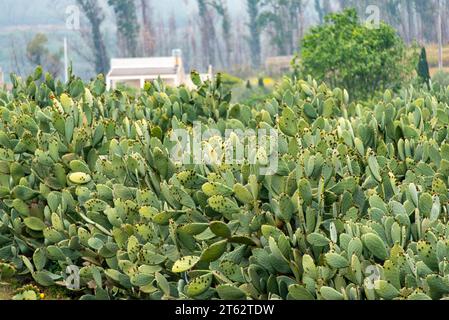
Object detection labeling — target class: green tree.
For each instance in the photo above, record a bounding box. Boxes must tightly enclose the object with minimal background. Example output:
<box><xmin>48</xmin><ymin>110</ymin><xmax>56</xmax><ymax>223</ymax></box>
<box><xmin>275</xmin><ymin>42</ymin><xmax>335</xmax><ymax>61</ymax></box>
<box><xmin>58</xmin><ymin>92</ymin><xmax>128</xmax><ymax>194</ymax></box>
<box><xmin>109</xmin><ymin>0</ymin><xmax>140</xmax><ymax>57</ymax></box>
<box><xmin>197</xmin><ymin>0</ymin><xmax>216</xmax><ymax>67</ymax></box>
<box><xmin>246</xmin><ymin>0</ymin><xmax>262</xmax><ymax>68</ymax></box>
<box><xmin>258</xmin><ymin>0</ymin><xmax>305</xmax><ymax>56</ymax></box>
<box><xmin>314</xmin><ymin>0</ymin><xmax>333</xmax><ymax>24</ymax></box>
<box><xmin>26</xmin><ymin>33</ymin><xmax>49</xmax><ymax>67</ymax></box>
<box><xmin>300</xmin><ymin>9</ymin><xmax>412</xmax><ymax>100</ymax></box>
<box><xmin>26</xmin><ymin>33</ymin><xmax>62</xmax><ymax>78</ymax></box>
<box><xmin>211</xmin><ymin>0</ymin><xmax>232</xmax><ymax>68</ymax></box>
<box><xmin>140</xmin><ymin>0</ymin><xmax>155</xmax><ymax>56</ymax></box>
<box><xmin>414</xmin><ymin>0</ymin><xmax>438</xmax><ymax>43</ymax></box>
<box><xmin>417</xmin><ymin>47</ymin><xmax>431</xmax><ymax>88</ymax></box>
<box><xmin>77</xmin><ymin>0</ymin><xmax>110</xmax><ymax>74</ymax></box>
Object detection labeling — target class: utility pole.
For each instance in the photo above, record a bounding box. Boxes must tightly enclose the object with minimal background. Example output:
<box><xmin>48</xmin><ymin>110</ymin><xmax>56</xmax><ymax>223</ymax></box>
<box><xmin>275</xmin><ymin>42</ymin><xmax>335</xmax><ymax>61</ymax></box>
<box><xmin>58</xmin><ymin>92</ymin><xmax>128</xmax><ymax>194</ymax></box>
<box><xmin>64</xmin><ymin>37</ymin><xmax>69</xmax><ymax>82</ymax></box>
<box><xmin>438</xmin><ymin>0</ymin><xmax>443</xmax><ymax>70</ymax></box>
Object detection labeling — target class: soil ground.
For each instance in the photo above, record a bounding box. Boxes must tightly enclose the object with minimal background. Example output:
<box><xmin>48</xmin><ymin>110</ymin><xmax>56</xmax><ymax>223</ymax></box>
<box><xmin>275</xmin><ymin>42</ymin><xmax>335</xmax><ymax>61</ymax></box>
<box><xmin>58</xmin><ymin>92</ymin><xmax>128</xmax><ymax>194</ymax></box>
<box><xmin>0</xmin><ymin>279</ymin><xmax>74</xmax><ymax>300</ymax></box>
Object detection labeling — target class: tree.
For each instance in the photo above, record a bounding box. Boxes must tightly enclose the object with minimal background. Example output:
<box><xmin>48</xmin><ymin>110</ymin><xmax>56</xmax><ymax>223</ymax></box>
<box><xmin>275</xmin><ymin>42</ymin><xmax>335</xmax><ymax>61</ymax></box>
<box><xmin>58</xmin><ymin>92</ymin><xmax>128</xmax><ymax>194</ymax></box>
<box><xmin>9</xmin><ymin>36</ymin><xmax>26</xmax><ymax>76</ymax></box>
<box><xmin>76</xmin><ymin>0</ymin><xmax>110</xmax><ymax>74</ymax></box>
<box><xmin>257</xmin><ymin>0</ymin><xmax>306</xmax><ymax>56</ymax></box>
<box><xmin>414</xmin><ymin>0</ymin><xmax>438</xmax><ymax>43</ymax></box>
<box><xmin>300</xmin><ymin>9</ymin><xmax>412</xmax><ymax>100</ymax></box>
<box><xmin>109</xmin><ymin>0</ymin><xmax>140</xmax><ymax>57</ymax></box>
<box><xmin>139</xmin><ymin>0</ymin><xmax>155</xmax><ymax>56</ymax></box>
<box><xmin>314</xmin><ymin>0</ymin><xmax>333</xmax><ymax>24</ymax></box>
<box><xmin>156</xmin><ymin>17</ymin><xmax>168</xmax><ymax>56</ymax></box>
<box><xmin>246</xmin><ymin>0</ymin><xmax>262</xmax><ymax>68</ymax></box>
<box><xmin>26</xmin><ymin>34</ymin><xmax>48</xmax><ymax>67</ymax></box>
<box><xmin>417</xmin><ymin>47</ymin><xmax>431</xmax><ymax>88</ymax></box>
<box><xmin>197</xmin><ymin>0</ymin><xmax>216</xmax><ymax>67</ymax></box>
<box><xmin>168</xmin><ymin>11</ymin><xmax>179</xmax><ymax>55</ymax></box>
<box><xmin>26</xmin><ymin>33</ymin><xmax>62</xmax><ymax>77</ymax></box>
<box><xmin>212</xmin><ymin>0</ymin><xmax>233</xmax><ymax>68</ymax></box>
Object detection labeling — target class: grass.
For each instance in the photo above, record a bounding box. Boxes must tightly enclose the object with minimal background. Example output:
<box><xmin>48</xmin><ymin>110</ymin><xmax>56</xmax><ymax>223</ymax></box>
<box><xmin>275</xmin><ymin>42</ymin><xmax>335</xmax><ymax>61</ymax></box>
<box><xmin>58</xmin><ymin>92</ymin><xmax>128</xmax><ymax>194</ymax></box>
<box><xmin>425</xmin><ymin>44</ymin><xmax>449</xmax><ymax>66</ymax></box>
<box><xmin>0</xmin><ymin>283</ymin><xmax>15</xmax><ymax>300</ymax></box>
<box><xmin>427</xmin><ymin>45</ymin><xmax>449</xmax><ymax>76</ymax></box>
<box><xmin>0</xmin><ymin>278</ymin><xmax>76</xmax><ymax>300</ymax></box>
<box><xmin>429</xmin><ymin>67</ymin><xmax>449</xmax><ymax>77</ymax></box>
<box><xmin>425</xmin><ymin>44</ymin><xmax>449</xmax><ymax>76</ymax></box>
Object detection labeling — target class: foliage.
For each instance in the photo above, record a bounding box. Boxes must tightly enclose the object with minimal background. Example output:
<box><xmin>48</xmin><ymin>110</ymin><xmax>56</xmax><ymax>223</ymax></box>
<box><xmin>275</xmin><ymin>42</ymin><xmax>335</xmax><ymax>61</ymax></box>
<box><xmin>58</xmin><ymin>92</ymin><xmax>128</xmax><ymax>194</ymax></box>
<box><xmin>211</xmin><ymin>0</ymin><xmax>233</xmax><ymax>68</ymax></box>
<box><xmin>2</xmin><ymin>67</ymin><xmax>449</xmax><ymax>301</ymax></box>
<box><xmin>26</xmin><ymin>34</ymin><xmax>62</xmax><ymax>78</ymax></box>
<box><xmin>300</xmin><ymin>9</ymin><xmax>414</xmax><ymax>101</ymax></box>
<box><xmin>417</xmin><ymin>47</ymin><xmax>431</xmax><ymax>88</ymax></box>
<box><xmin>220</xmin><ymin>72</ymin><xmax>244</xmax><ymax>90</ymax></box>
<box><xmin>232</xmin><ymin>77</ymin><xmax>273</xmax><ymax>106</ymax></box>
<box><xmin>108</xmin><ymin>0</ymin><xmax>140</xmax><ymax>57</ymax></box>
<box><xmin>431</xmin><ymin>71</ymin><xmax>449</xmax><ymax>91</ymax></box>
<box><xmin>257</xmin><ymin>0</ymin><xmax>307</xmax><ymax>56</ymax></box>
<box><xmin>196</xmin><ymin>0</ymin><xmax>217</xmax><ymax>67</ymax></box>
<box><xmin>232</xmin><ymin>86</ymin><xmax>271</xmax><ymax>106</ymax></box>
<box><xmin>76</xmin><ymin>0</ymin><xmax>110</xmax><ymax>74</ymax></box>
<box><xmin>246</xmin><ymin>0</ymin><xmax>262</xmax><ymax>68</ymax></box>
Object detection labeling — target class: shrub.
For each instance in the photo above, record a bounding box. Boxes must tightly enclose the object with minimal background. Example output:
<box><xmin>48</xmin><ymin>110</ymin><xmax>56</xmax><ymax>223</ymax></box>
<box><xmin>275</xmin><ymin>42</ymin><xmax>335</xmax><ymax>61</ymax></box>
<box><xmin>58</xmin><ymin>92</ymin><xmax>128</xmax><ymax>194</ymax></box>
<box><xmin>1</xmin><ymin>69</ymin><xmax>449</xmax><ymax>300</ymax></box>
<box><xmin>432</xmin><ymin>70</ymin><xmax>449</xmax><ymax>90</ymax></box>
<box><xmin>300</xmin><ymin>9</ymin><xmax>415</xmax><ymax>101</ymax></box>
<box><xmin>219</xmin><ymin>72</ymin><xmax>244</xmax><ymax>90</ymax></box>
<box><xmin>417</xmin><ymin>47</ymin><xmax>431</xmax><ymax>87</ymax></box>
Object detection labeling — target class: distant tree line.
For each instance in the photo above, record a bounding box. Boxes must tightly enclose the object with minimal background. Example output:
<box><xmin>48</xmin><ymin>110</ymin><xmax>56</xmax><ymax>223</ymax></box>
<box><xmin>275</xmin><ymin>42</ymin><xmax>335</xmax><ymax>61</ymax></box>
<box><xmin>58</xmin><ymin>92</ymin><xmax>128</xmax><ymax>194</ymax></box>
<box><xmin>19</xmin><ymin>0</ymin><xmax>449</xmax><ymax>78</ymax></box>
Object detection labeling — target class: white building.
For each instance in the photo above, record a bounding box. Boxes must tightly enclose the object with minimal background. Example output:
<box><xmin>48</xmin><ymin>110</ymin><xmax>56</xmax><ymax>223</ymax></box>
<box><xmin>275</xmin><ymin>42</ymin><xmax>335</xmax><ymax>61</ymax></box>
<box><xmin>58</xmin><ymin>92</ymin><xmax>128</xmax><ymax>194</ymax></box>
<box><xmin>106</xmin><ymin>50</ymin><xmax>213</xmax><ymax>90</ymax></box>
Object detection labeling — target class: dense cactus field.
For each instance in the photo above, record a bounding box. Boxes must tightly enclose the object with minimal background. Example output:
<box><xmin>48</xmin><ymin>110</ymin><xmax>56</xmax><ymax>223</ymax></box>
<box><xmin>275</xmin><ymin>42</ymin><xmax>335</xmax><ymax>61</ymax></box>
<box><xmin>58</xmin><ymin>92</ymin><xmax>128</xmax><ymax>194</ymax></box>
<box><xmin>2</xmin><ymin>68</ymin><xmax>449</xmax><ymax>300</ymax></box>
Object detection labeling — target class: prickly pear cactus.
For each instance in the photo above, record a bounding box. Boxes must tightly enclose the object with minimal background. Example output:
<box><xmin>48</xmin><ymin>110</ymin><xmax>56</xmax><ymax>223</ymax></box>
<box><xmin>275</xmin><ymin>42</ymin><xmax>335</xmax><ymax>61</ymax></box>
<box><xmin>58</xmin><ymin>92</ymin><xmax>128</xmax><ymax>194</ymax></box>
<box><xmin>2</xmin><ymin>68</ymin><xmax>449</xmax><ymax>300</ymax></box>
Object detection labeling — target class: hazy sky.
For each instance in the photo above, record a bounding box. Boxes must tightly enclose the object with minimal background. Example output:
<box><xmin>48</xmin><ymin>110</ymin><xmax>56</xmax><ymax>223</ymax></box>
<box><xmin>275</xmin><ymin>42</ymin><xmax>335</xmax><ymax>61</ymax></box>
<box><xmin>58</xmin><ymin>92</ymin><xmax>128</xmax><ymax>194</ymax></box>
<box><xmin>0</xmin><ymin>0</ymin><xmax>246</xmax><ymax>28</ymax></box>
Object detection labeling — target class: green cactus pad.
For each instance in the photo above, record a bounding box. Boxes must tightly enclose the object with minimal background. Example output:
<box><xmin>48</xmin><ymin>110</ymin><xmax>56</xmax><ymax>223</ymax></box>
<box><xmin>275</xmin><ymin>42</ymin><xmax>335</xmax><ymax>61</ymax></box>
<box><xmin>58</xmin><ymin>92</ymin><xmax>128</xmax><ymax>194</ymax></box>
<box><xmin>210</xmin><ymin>221</ymin><xmax>232</xmax><ymax>238</ymax></box>
<box><xmin>298</xmin><ymin>178</ymin><xmax>313</xmax><ymax>205</ymax></box>
<box><xmin>179</xmin><ymin>223</ymin><xmax>209</xmax><ymax>235</ymax></box>
<box><xmin>233</xmin><ymin>183</ymin><xmax>254</xmax><ymax>204</ymax></box>
<box><xmin>368</xmin><ymin>154</ymin><xmax>382</xmax><ymax>183</ymax></box>
<box><xmin>279</xmin><ymin>106</ymin><xmax>297</xmax><ymax>137</ymax></box>
<box><xmin>216</xmin><ymin>284</ymin><xmax>247</xmax><ymax>300</ymax></box>
<box><xmin>348</xmin><ymin>238</ymin><xmax>363</xmax><ymax>258</ymax></box>
<box><xmin>307</xmin><ymin>233</ymin><xmax>331</xmax><ymax>247</ymax></box>
<box><xmin>186</xmin><ymin>273</ymin><xmax>213</xmax><ymax>297</ymax></box>
<box><xmin>288</xmin><ymin>284</ymin><xmax>315</xmax><ymax>300</ymax></box>
<box><xmin>0</xmin><ymin>262</ymin><xmax>16</xmax><ymax>278</ymax></box>
<box><xmin>172</xmin><ymin>256</ymin><xmax>201</xmax><ymax>273</ymax></box>
<box><xmin>11</xmin><ymin>185</ymin><xmax>39</xmax><ymax>201</ymax></box>
<box><xmin>202</xmin><ymin>182</ymin><xmax>234</xmax><ymax>197</ymax></box>
<box><xmin>374</xmin><ymin>280</ymin><xmax>400</xmax><ymax>300</ymax></box>
<box><xmin>200</xmin><ymin>240</ymin><xmax>228</xmax><ymax>263</ymax></box>
<box><xmin>208</xmin><ymin>195</ymin><xmax>240</xmax><ymax>216</ymax></box>
<box><xmin>325</xmin><ymin>252</ymin><xmax>349</xmax><ymax>269</ymax></box>
<box><xmin>362</xmin><ymin>233</ymin><xmax>388</xmax><ymax>261</ymax></box>
<box><xmin>319</xmin><ymin>286</ymin><xmax>344</xmax><ymax>300</ymax></box>
<box><xmin>24</xmin><ymin>217</ymin><xmax>46</xmax><ymax>231</ymax></box>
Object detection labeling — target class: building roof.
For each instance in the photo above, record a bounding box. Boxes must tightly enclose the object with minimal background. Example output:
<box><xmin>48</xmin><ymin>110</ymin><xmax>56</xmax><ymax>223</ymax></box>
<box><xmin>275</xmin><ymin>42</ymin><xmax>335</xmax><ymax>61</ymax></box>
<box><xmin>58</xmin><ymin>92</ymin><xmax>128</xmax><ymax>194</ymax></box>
<box><xmin>109</xmin><ymin>67</ymin><xmax>177</xmax><ymax>77</ymax></box>
<box><xmin>107</xmin><ymin>57</ymin><xmax>180</xmax><ymax>78</ymax></box>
